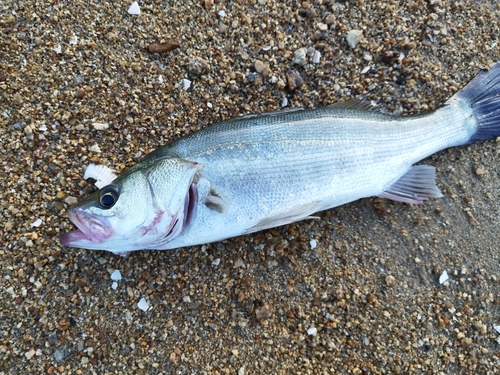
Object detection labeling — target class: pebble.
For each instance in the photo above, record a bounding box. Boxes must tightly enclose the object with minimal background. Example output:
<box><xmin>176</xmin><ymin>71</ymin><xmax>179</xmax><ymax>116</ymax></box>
<box><xmin>110</xmin><ymin>269</ymin><xmax>122</xmax><ymax>281</ymax></box>
<box><xmin>346</xmin><ymin>30</ymin><xmax>363</xmax><ymax>48</ymax></box>
<box><xmin>89</xmin><ymin>144</ymin><xmax>101</xmax><ymax>154</ymax></box>
<box><xmin>64</xmin><ymin>196</ymin><xmax>78</xmax><ymax>205</ymax></box>
<box><xmin>188</xmin><ymin>57</ymin><xmax>210</xmax><ymax>77</ymax></box>
<box><xmin>53</xmin><ymin>347</ymin><xmax>69</xmax><ymax>361</ymax></box>
<box><xmin>307</xmin><ymin>327</ymin><xmax>317</xmax><ymax>336</ymax></box>
<box><xmin>254</xmin><ymin>60</ymin><xmax>270</xmax><ymax>77</ymax></box>
<box><xmin>92</xmin><ymin>122</ymin><xmax>109</xmax><ymax>131</ymax></box>
<box><xmin>292</xmin><ymin>48</ymin><xmax>308</xmax><ymax>66</ymax></box>
<box><xmin>286</xmin><ymin>70</ymin><xmax>304</xmax><ymax>90</ymax></box>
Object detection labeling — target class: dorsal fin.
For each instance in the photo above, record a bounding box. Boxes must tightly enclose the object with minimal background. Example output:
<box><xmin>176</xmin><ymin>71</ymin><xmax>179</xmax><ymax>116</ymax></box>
<box><xmin>328</xmin><ymin>98</ymin><xmax>377</xmax><ymax>111</ymax></box>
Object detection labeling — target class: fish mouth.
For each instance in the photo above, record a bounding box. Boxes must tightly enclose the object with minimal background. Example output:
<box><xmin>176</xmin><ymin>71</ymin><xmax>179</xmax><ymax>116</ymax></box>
<box><xmin>60</xmin><ymin>209</ymin><xmax>114</xmax><ymax>247</ymax></box>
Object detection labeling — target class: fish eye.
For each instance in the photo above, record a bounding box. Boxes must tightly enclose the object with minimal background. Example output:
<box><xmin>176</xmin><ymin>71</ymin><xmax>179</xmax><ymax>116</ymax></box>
<box><xmin>99</xmin><ymin>185</ymin><xmax>120</xmax><ymax>209</ymax></box>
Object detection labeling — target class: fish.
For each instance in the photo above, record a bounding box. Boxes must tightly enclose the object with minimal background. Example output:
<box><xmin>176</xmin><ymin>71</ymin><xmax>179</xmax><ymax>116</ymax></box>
<box><xmin>60</xmin><ymin>61</ymin><xmax>500</xmax><ymax>255</ymax></box>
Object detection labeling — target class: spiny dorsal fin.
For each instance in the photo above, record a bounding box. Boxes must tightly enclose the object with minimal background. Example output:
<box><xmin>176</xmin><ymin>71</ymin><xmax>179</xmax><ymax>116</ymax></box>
<box><xmin>327</xmin><ymin>98</ymin><xmax>378</xmax><ymax>111</ymax></box>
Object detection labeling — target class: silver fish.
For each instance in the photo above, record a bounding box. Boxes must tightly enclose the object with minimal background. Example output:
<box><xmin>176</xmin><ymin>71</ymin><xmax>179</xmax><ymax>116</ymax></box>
<box><xmin>60</xmin><ymin>62</ymin><xmax>500</xmax><ymax>255</ymax></box>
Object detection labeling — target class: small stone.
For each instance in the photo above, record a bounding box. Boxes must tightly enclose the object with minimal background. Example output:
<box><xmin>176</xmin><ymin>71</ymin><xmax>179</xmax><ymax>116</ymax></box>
<box><xmin>475</xmin><ymin>166</ymin><xmax>485</xmax><ymax>175</ymax></box>
<box><xmin>147</xmin><ymin>40</ymin><xmax>180</xmax><ymax>54</ymax></box>
<box><xmin>317</xmin><ymin>22</ymin><xmax>328</xmax><ymax>31</ymax></box>
<box><xmin>346</xmin><ymin>30</ymin><xmax>363</xmax><ymax>48</ymax></box>
<box><xmin>292</xmin><ymin>47</ymin><xmax>307</xmax><ymax>65</ymax></box>
<box><xmin>92</xmin><ymin>122</ymin><xmax>108</xmax><ymax>131</ymax></box>
<box><xmin>110</xmin><ymin>270</ymin><xmax>122</xmax><ymax>281</ymax></box>
<box><xmin>307</xmin><ymin>327</ymin><xmax>317</xmax><ymax>336</ymax></box>
<box><xmin>25</xmin><ymin>349</ymin><xmax>36</xmax><ymax>359</ymax></box>
<box><xmin>64</xmin><ymin>196</ymin><xmax>78</xmax><ymax>205</ymax></box>
<box><xmin>53</xmin><ymin>347</ymin><xmax>69</xmax><ymax>361</ymax></box>
<box><xmin>89</xmin><ymin>144</ymin><xmax>101</xmax><ymax>153</ymax></box>
<box><xmin>324</xmin><ymin>14</ymin><xmax>336</xmax><ymax>25</ymax></box>
<box><xmin>187</xmin><ymin>57</ymin><xmax>210</xmax><ymax>77</ymax></box>
<box><xmin>254</xmin><ymin>60</ymin><xmax>269</xmax><ymax>75</ymax></box>
<box><xmin>286</xmin><ymin>70</ymin><xmax>304</xmax><ymax>90</ymax></box>
<box><xmin>255</xmin><ymin>304</ymin><xmax>273</xmax><ymax>320</ymax></box>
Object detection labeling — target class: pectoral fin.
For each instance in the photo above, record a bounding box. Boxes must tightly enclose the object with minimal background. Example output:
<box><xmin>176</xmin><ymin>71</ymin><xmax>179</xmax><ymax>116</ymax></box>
<box><xmin>378</xmin><ymin>165</ymin><xmax>443</xmax><ymax>204</ymax></box>
<box><xmin>248</xmin><ymin>201</ymin><xmax>321</xmax><ymax>233</ymax></box>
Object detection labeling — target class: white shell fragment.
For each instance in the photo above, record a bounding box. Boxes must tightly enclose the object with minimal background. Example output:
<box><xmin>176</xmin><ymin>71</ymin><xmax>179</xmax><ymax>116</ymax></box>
<box><xmin>83</xmin><ymin>163</ymin><xmax>118</xmax><ymax>189</ymax></box>
<box><xmin>307</xmin><ymin>327</ymin><xmax>318</xmax><ymax>336</ymax></box>
<box><xmin>494</xmin><ymin>325</ymin><xmax>500</xmax><ymax>334</ymax></box>
<box><xmin>69</xmin><ymin>35</ymin><xmax>78</xmax><ymax>45</ymax></box>
<box><xmin>439</xmin><ymin>270</ymin><xmax>449</xmax><ymax>285</ymax></box>
<box><xmin>128</xmin><ymin>1</ymin><xmax>141</xmax><ymax>15</ymax></box>
<box><xmin>110</xmin><ymin>270</ymin><xmax>122</xmax><ymax>281</ymax></box>
<box><xmin>218</xmin><ymin>10</ymin><xmax>226</xmax><ymax>17</ymax></box>
<box><xmin>30</xmin><ymin>218</ymin><xmax>42</xmax><ymax>228</ymax></box>
<box><xmin>182</xmin><ymin>79</ymin><xmax>191</xmax><ymax>90</ymax></box>
<box><xmin>309</xmin><ymin>239</ymin><xmax>317</xmax><ymax>249</ymax></box>
<box><xmin>138</xmin><ymin>297</ymin><xmax>150</xmax><ymax>311</ymax></box>
<box><xmin>111</xmin><ymin>282</ymin><xmax>118</xmax><ymax>290</ymax></box>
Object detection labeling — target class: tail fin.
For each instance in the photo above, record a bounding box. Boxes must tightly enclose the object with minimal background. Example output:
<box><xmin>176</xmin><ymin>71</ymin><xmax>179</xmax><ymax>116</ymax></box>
<box><xmin>455</xmin><ymin>61</ymin><xmax>500</xmax><ymax>142</ymax></box>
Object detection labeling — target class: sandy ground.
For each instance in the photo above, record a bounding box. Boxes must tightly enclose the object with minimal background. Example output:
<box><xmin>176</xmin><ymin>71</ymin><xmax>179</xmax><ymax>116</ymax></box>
<box><xmin>1</xmin><ymin>0</ymin><xmax>500</xmax><ymax>374</ymax></box>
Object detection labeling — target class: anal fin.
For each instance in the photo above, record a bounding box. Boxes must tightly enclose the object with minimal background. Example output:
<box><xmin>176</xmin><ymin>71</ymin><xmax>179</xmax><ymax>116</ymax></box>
<box><xmin>378</xmin><ymin>165</ymin><xmax>443</xmax><ymax>204</ymax></box>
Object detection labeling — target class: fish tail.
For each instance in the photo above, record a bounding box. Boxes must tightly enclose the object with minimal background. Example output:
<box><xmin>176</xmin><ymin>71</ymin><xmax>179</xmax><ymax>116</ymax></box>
<box><xmin>455</xmin><ymin>61</ymin><xmax>500</xmax><ymax>142</ymax></box>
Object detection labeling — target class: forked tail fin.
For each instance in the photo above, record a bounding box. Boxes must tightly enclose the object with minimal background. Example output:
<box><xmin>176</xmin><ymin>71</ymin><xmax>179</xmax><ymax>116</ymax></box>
<box><xmin>454</xmin><ymin>61</ymin><xmax>500</xmax><ymax>142</ymax></box>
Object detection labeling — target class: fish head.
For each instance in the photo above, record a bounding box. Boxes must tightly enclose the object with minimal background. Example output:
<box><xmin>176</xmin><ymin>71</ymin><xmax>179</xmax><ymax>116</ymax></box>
<box><xmin>60</xmin><ymin>158</ymin><xmax>200</xmax><ymax>253</ymax></box>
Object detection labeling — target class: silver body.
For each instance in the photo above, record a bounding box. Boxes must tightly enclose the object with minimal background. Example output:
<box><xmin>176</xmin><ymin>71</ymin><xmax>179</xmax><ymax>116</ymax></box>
<box><xmin>162</xmin><ymin>97</ymin><xmax>475</xmax><ymax>249</ymax></box>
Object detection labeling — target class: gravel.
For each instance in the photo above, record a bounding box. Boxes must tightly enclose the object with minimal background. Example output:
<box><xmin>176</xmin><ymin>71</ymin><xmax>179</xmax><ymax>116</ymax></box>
<box><xmin>1</xmin><ymin>0</ymin><xmax>499</xmax><ymax>374</ymax></box>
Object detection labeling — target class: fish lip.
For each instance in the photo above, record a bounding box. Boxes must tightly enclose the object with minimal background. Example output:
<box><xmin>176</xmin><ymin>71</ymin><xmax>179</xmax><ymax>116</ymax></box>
<box><xmin>60</xmin><ymin>208</ymin><xmax>114</xmax><ymax>246</ymax></box>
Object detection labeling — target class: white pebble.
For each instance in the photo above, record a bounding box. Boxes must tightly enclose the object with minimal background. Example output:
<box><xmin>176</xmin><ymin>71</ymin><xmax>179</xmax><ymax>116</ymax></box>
<box><xmin>39</xmin><ymin>124</ymin><xmax>48</xmax><ymax>132</ymax></box>
<box><xmin>307</xmin><ymin>327</ymin><xmax>317</xmax><ymax>336</ymax></box>
<box><xmin>111</xmin><ymin>282</ymin><xmax>118</xmax><ymax>290</ymax></box>
<box><xmin>218</xmin><ymin>10</ymin><xmax>226</xmax><ymax>17</ymax></box>
<box><xmin>207</xmin><ymin>102</ymin><xmax>213</xmax><ymax>109</ymax></box>
<box><xmin>494</xmin><ymin>325</ymin><xmax>500</xmax><ymax>334</ymax></box>
<box><xmin>69</xmin><ymin>35</ymin><xmax>78</xmax><ymax>45</ymax></box>
<box><xmin>346</xmin><ymin>29</ymin><xmax>363</xmax><ymax>48</ymax></box>
<box><xmin>138</xmin><ymin>297</ymin><xmax>150</xmax><ymax>311</ymax></box>
<box><xmin>312</xmin><ymin>50</ymin><xmax>321</xmax><ymax>64</ymax></box>
<box><xmin>281</xmin><ymin>97</ymin><xmax>288</xmax><ymax>107</ymax></box>
<box><xmin>30</xmin><ymin>218</ymin><xmax>42</xmax><ymax>228</ymax></box>
<box><xmin>64</xmin><ymin>196</ymin><xmax>78</xmax><ymax>205</ymax></box>
<box><xmin>309</xmin><ymin>239</ymin><xmax>317</xmax><ymax>249</ymax></box>
<box><xmin>54</xmin><ymin>44</ymin><xmax>62</xmax><ymax>54</ymax></box>
<box><xmin>89</xmin><ymin>144</ymin><xmax>101</xmax><ymax>154</ymax></box>
<box><xmin>92</xmin><ymin>122</ymin><xmax>109</xmax><ymax>131</ymax></box>
<box><xmin>361</xmin><ymin>66</ymin><xmax>370</xmax><ymax>74</ymax></box>
<box><xmin>157</xmin><ymin>75</ymin><xmax>163</xmax><ymax>84</ymax></box>
<box><xmin>128</xmin><ymin>1</ymin><xmax>140</xmax><ymax>15</ymax></box>
<box><xmin>439</xmin><ymin>270</ymin><xmax>449</xmax><ymax>285</ymax></box>
<box><xmin>110</xmin><ymin>270</ymin><xmax>122</xmax><ymax>281</ymax></box>
<box><xmin>212</xmin><ymin>258</ymin><xmax>221</xmax><ymax>266</ymax></box>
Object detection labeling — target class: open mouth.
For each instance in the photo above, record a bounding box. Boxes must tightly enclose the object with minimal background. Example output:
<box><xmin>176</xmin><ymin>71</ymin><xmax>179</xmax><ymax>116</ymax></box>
<box><xmin>60</xmin><ymin>209</ymin><xmax>113</xmax><ymax>246</ymax></box>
